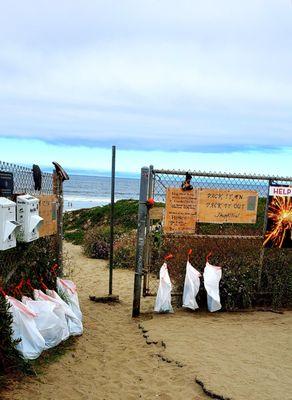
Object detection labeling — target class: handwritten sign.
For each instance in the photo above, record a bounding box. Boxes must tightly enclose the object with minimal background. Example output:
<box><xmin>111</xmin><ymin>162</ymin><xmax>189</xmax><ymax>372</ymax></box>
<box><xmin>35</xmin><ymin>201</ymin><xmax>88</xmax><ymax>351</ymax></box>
<box><xmin>37</xmin><ymin>195</ymin><xmax>58</xmax><ymax>237</ymax></box>
<box><xmin>197</xmin><ymin>189</ymin><xmax>258</xmax><ymax>224</ymax></box>
<box><xmin>164</xmin><ymin>188</ymin><xmax>197</xmax><ymax>233</ymax></box>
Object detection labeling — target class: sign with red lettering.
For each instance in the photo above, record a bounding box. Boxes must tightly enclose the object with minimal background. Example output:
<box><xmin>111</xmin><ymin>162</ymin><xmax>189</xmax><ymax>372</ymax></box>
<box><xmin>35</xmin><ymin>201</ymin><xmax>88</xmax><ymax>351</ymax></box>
<box><xmin>264</xmin><ymin>185</ymin><xmax>292</xmax><ymax>248</ymax></box>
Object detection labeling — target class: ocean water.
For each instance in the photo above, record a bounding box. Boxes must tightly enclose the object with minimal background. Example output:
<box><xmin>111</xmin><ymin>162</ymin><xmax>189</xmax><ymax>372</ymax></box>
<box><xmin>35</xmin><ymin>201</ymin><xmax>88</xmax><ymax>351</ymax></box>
<box><xmin>63</xmin><ymin>175</ymin><xmax>140</xmax><ymax>211</ymax></box>
<box><xmin>63</xmin><ymin>174</ymin><xmax>273</xmax><ymax>211</ymax></box>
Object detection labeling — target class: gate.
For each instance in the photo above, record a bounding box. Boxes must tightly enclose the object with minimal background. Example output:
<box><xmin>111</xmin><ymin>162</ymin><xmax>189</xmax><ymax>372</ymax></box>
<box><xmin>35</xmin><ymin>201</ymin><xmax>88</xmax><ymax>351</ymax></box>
<box><xmin>132</xmin><ymin>166</ymin><xmax>292</xmax><ymax>316</ymax></box>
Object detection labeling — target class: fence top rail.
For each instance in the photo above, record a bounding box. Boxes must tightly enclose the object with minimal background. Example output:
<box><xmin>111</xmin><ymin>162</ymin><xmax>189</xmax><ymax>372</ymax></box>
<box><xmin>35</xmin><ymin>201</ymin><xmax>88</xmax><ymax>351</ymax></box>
<box><xmin>0</xmin><ymin>160</ymin><xmax>53</xmax><ymax>177</ymax></box>
<box><xmin>152</xmin><ymin>168</ymin><xmax>292</xmax><ymax>182</ymax></box>
<box><xmin>152</xmin><ymin>233</ymin><xmax>263</xmax><ymax>240</ymax></box>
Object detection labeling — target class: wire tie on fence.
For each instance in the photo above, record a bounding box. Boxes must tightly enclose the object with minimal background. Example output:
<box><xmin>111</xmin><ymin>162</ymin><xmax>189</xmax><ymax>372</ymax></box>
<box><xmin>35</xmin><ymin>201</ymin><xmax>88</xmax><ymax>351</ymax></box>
<box><xmin>38</xmin><ymin>277</ymin><xmax>48</xmax><ymax>291</ymax></box>
<box><xmin>206</xmin><ymin>251</ymin><xmax>212</xmax><ymax>263</ymax></box>
<box><xmin>164</xmin><ymin>253</ymin><xmax>174</xmax><ymax>261</ymax></box>
<box><xmin>50</xmin><ymin>263</ymin><xmax>59</xmax><ymax>276</ymax></box>
<box><xmin>14</xmin><ymin>278</ymin><xmax>24</xmax><ymax>296</ymax></box>
<box><xmin>26</xmin><ymin>279</ymin><xmax>35</xmax><ymax>291</ymax></box>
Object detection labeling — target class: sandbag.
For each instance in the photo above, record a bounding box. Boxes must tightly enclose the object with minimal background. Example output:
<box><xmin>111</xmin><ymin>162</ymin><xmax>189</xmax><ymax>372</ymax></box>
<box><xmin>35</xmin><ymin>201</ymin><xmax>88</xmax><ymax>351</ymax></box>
<box><xmin>7</xmin><ymin>296</ymin><xmax>45</xmax><ymax>360</ymax></box>
<box><xmin>46</xmin><ymin>289</ymin><xmax>83</xmax><ymax>336</ymax></box>
<box><xmin>154</xmin><ymin>262</ymin><xmax>173</xmax><ymax>313</ymax></box>
<box><xmin>34</xmin><ymin>289</ymin><xmax>70</xmax><ymax>341</ymax></box>
<box><xmin>22</xmin><ymin>296</ymin><xmax>63</xmax><ymax>349</ymax></box>
<box><xmin>203</xmin><ymin>261</ymin><xmax>222</xmax><ymax>312</ymax></box>
<box><xmin>57</xmin><ymin>278</ymin><xmax>82</xmax><ymax>321</ymax></box>
<box><xmin>182</xmin><ymin>261</ymin><xmax>201</xmax><ymax>310</ymax></box>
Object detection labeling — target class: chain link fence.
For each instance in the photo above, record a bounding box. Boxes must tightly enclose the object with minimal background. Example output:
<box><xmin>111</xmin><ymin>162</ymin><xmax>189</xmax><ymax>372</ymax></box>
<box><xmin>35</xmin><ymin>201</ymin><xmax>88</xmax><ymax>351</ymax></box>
<box><xmin>141</xmin><ymin>167</ymin><xmax>292</xmax><ymax>310</ymax></box>
<box><xmin>0</xmin><ymin>160</ymin><xmax>63</xmax><ymax>300</ymax></box>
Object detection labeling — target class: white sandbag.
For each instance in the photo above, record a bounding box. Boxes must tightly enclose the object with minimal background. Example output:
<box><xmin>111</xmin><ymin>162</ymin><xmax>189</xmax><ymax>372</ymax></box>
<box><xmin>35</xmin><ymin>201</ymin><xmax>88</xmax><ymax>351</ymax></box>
<box><xmin>57</xmin><ymin>278</ymin><xmax>82</xmax><ymax>321</ymax></box>
<box><xmin>203</xmin><ymin>261</ymin><xmax>222</xmax><ymax>312</ymax></box>
<box><xmin>22</xmin><ymin>296</ymin><xmax>64</xmax><ymax>349</ymax></box>
<box><xmin>182</xmin><ymin>261</ymin><xmax>201</xmax><ymax>310</ymax></box>
<box><xmin>46</xmin><ymin>289</ymin><xmax>83</xmax><ymax>336</ymax></box>
<box><xmin>34</xmin><ymin>289</ymin><xmax>70</xmax><ymax>341</ymax></box>
<box><xmin>154</xmin><ymin>262</ymin><xmax>173</xmax><ymax>313</ymax></box>
<box><xmin>7</xmin><ymin>296</ymin><xmax>45</xmax><ymax>360</ymax></box>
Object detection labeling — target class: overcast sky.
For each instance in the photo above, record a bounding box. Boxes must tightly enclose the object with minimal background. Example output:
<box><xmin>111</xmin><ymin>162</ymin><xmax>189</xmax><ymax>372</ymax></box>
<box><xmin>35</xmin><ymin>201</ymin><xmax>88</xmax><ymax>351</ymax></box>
<box><xmin>0</xmin><ymin>1</ymin><xmax>291</xmax><ymax>175</ymax></box>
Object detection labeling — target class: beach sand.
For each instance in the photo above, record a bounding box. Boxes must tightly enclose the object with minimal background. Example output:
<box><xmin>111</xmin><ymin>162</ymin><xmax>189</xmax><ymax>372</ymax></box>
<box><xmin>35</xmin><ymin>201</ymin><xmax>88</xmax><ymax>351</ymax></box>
<box><xmin>2</xmin><ymin>242</ymin><xmax>291</xmax><ymax>400</ymax></box>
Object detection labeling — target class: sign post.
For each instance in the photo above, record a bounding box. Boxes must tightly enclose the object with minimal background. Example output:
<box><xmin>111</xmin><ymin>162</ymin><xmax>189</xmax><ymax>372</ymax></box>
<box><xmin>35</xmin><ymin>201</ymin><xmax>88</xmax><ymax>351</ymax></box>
<box><xmin>109</xmin><ymin>145</ymin><xmax>116</xmax><ymax>295</ymax></box>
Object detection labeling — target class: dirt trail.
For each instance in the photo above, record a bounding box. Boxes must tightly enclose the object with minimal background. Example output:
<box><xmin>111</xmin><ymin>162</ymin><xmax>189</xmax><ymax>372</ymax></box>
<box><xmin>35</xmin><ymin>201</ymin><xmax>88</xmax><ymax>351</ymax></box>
<box><xmin>2</xmin><ymin>243</ymin><xmax>207</xmax><ymax>400</ymax></box>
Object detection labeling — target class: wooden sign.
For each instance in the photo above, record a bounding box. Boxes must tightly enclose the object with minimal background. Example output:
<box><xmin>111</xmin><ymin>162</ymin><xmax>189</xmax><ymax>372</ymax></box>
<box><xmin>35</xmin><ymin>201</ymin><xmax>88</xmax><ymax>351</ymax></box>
<box><xmin>197</xmin><ymin>189</ymin><xmax>258</xmax><ymax>224</ymax></box>
<box><xmin>149</xmin><ymin>206</ymin><xmax>164</xmax><ymax>220</ymax></box>
<box><xmin>164</xmin><ymin>188</ymin><xmax>197</xmax><ymax>233</ymax></box>
<box><xmin>37</xmin><ymin>195</ymin><xmax>58</xmax><ymax>237</ymax></box>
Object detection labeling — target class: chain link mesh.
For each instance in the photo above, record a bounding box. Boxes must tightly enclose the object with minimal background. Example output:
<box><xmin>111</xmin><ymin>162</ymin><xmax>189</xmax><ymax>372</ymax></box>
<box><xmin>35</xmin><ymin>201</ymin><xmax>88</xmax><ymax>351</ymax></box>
<box><xmin>0</xmin><ymin>161</ymin><xmax>60</xmax><ymax>293</ymax></box>
<box><xmin>143</xmin><ymin>168</ymin><xmax>292</xmax><ymax>308</ymax></box>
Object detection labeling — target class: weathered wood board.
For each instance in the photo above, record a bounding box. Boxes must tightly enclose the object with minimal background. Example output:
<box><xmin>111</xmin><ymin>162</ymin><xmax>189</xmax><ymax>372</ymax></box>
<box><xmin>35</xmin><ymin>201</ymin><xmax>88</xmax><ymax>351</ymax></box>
<box><xmin>197</xmin><ymin>189</ymin><xmax>258</xmax><ymax>224</ymax></box>
<box><xmin>164</xmin><ymin>188</ymin><xmax>197</xmax><ymax>233</ymax></box>
<box><xmin>149</xmin><ymin>206</ymin><xmax>164</xmax><ymax>220</ymax></box>
<box><xmin>37</xmin><ymin>195</ymin><xmax>58</xmax><ymax>237</ymax></box>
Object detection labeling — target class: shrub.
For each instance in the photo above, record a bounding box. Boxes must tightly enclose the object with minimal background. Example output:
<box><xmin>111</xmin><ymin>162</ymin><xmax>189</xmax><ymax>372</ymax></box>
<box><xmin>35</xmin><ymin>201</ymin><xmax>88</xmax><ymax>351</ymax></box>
<box><xmin>113</xmin><ymin>231</ymin><xmax>136</xmax><ymax>269</ymax></box>
<box><xmin>83</xmin><ymin>227</ymin><xmax>111</xmax><ymax>259</ymax></box>
<box><xmin>0</xmin><ymin>297</ymin><xmax>31</xmax><ymax>376</ymax></box>
<box><xmin>149</xmin><ymin>234</ymin><xmax>292</xmax><ymax>311</ymax></box>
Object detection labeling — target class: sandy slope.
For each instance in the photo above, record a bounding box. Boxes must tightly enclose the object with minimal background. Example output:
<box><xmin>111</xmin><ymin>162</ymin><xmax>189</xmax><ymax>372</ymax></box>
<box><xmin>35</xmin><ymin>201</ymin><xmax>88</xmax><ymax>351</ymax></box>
<box><xmin>2</xmin><ymin>243</ymin><xmax>206</xmax><ymax>400</ymax></box>
<box><xmin>143</xmin><ymin>311</ymin><xmax>292</xmax><ymax>400</ymax></box>
<box><xmin>2</xmin><ymin>242</ymin><xmax>291</xmax><ymax>400</ymax></box>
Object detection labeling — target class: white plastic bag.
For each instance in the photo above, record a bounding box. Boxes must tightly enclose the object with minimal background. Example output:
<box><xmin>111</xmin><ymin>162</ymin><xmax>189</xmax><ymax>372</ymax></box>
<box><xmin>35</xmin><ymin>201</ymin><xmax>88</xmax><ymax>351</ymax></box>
<box><xmin>7</xmin><ymin>296</ymin><xmax>45</xmax><ymax>360</ymax></box>
<box><xmin>34</xmin><ymin>289</ymin><xmax>70</xmax><ymax>341</ymax></box>
<box><xmin>182</xmin><ymin>261</ymin><xmax>201</xmax><ymax>310</ymax></box>
<box><xmin>203</xmin><ymin>261</ymin><xmax>222</xmax><ymax>312</ymax></box>
<box><xmin>154</xmin><ymin>262</ymin><xmax>173</xmax><ymax>313</ymax></box>
<box><xmin>22</xmin><ymin>296</ymin><xmax>64</xmax><ymax>349</ymax></box>
<box><xmin>46</xmin><ymin>289</ymin><xmax>83</xmax><ymax>336</ymax></box>
<box><xmin>57</xmin><ymin>278</ymin><xmax>82</xmax><ymax>321</ymax></box>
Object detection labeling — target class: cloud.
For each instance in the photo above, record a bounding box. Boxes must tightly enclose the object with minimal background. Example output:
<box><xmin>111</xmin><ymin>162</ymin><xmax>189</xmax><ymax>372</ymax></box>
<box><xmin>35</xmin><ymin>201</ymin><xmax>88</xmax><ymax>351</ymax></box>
<box><xmin>0</xmin><ymin>0</ymin><xmax>291</xmax><ymax>152</ymax></box>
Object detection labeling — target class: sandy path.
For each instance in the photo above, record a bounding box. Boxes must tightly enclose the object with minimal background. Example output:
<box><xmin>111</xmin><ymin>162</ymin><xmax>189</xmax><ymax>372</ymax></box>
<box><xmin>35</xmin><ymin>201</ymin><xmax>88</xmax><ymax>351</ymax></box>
<box><xmin>2</xmin><ymin>243</ymin><xmax>206</xmax><ymax>400</ymax></box>
<box><xmin>142</xmin><ymin>307</ymin><xmax>292</xmax><ymax>400</ymax></box>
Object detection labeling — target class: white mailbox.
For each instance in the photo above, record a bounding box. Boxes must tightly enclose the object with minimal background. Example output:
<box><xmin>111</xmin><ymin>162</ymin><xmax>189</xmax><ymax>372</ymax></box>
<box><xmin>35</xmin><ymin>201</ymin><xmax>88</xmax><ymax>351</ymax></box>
<box><xmin>0</xmin><ymin>197</ymin><xmax>21</xmax><ymax>251</ymax></box>
<box><xmin>17</xmin><ymin>195</ymin><xmax>44</xmax><ymax>242</ymax></box>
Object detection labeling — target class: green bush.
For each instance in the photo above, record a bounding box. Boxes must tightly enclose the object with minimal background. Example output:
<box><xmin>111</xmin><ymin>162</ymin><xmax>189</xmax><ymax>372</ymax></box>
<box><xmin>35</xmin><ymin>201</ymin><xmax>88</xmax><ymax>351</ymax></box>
<box><xmin>83</xmin><ymin>226</ymin><xmax>111</xmax><ymax>259</ymax></box>
<box><xmin>151</xmin><ymin>234</ymin><xmax>292</xmax><ymax>310</ymax></box>
<box><xmin>0</xmin><ymin>236</ymin><xmax>60</xmax><ymax>381</ymax></box>
<box><xmin>0</xmin><ymin>296</ymin><xmax>32</xmax><ymax>379</ymax></box>
<box><xmin>113</xmin><ymin>231</ymin><xmax>136</xmax><ymax>269</ymax></box>
<box><xmin>64</xmin><ymin>199</ymin><xmax>139</xmax><ymax>245</ymax></box>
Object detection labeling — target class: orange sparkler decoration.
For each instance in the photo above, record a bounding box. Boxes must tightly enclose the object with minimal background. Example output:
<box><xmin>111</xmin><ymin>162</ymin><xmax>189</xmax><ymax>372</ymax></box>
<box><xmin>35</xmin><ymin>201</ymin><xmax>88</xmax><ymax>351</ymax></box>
<box><xmin>263</xmin><ymin>196</ymin><xmax>292</xmax><ymax>248</ymax></box>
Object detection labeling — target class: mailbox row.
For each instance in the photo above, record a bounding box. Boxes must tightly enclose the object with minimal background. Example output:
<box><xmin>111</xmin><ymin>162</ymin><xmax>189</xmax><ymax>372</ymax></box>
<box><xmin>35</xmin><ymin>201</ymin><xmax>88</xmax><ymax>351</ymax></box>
<box><xmin>0</xmin><ymin>194</ymin><xmax>44</xmax><ymax>251</ymax></box>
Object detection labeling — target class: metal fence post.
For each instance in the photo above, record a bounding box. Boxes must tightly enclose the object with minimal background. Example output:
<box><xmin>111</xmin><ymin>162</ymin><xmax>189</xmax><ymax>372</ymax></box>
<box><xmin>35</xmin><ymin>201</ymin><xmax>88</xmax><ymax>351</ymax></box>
<box><xmin>143</xmin><ymin>165</ymin><xmax>153</xmax><ymax>296</ymax></box>
<box><xmin>258</xmin><ymin>179</ymin><xmax>272</xmax><ymax>289</ymax></box>
<box><xmin>132</xmin><ymin>166</ymin><xmax>149</xmax><ymax>317</ymax></box>
<box><xmin>109</xmin><ymin>145</ymin><xmax>116</xmax><ymax>296</ymax></box>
